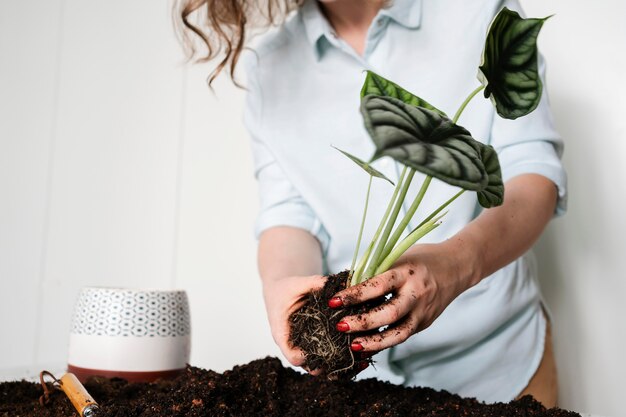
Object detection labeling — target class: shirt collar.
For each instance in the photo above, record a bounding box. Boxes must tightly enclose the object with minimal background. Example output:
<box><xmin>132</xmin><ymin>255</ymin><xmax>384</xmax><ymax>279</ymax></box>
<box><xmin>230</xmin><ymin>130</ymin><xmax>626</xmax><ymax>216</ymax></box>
<box><xmin>301</xmin><ymin>0</ymin><xmax>335</xmax><ymax>60</ymax></box>
<box><xmin>380</xmin><ymin>0</ymin><xmax>423</xmax><ymax>29</ymax></box>
<box><xmin>301</xmin><ymin>0</ymin><xmax>423</xmax><ymax>61</ymax></box>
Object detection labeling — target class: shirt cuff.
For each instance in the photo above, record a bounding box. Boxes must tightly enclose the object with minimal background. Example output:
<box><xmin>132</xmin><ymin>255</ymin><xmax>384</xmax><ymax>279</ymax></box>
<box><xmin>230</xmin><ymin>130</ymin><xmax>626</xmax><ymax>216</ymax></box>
<box><xmin>254</xmin><ymin>202</ymin><xmax>331</xmax><ymax>255</ymax></box>
<box><xmin>498</xmin><ymin>141</ymin><xmax>568</xmax><ymax>217</ymax></box>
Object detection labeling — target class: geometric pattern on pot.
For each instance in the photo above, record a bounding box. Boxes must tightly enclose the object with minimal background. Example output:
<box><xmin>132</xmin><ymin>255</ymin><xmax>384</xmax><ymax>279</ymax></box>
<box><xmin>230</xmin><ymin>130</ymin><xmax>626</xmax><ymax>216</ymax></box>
<box><xmin>71</xmin><ymin>288</ymin><xmax>191</xmax><ymax>337</ymax></box>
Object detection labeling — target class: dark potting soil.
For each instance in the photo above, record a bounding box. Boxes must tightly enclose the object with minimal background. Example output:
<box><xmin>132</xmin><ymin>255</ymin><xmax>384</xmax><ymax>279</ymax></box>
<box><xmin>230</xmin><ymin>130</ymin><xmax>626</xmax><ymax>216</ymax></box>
<box><xmin>289</xmin><ymin>270</ymin><xmax>384</xmax><ymax>378</ymax></box>
<box><xmin>1</xmin><ymin>357</ymin><xmax>580</xmax><ymax>417</ymax></box>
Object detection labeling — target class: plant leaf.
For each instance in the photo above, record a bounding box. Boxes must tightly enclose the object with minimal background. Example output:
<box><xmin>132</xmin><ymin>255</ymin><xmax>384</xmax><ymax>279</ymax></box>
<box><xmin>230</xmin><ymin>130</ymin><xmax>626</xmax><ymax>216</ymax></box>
<box><xmin>476</xmin><ymin>145</ymin><xmax>504</xmax><ymax>208</ymax></box>
<box><xmin>478</xmin><ymin>7</ymin><xmax>550</xmax><ymax>119</ymax></box>
<box><xmin>361</xmin><ymin>95</ymin><xmax>488</xmax><ymax>191</ymax></box>
<box><xmin>360</xmin><ymin>71</ymin><xmax>446</xmax><ymax>116</ymax></box>
<box><xmin>332</xmin><ymin>146</ymin><xmax>395</xmax><ymax>185</ymax></box>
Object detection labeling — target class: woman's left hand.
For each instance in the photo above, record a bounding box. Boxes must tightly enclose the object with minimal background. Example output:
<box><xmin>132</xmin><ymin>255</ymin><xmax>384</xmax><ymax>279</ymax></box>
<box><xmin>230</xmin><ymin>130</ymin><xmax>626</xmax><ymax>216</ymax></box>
<box><xmin>330</xmin><ymin>242</ymin><xmax>479</xmax><ymax>352</ymax></box>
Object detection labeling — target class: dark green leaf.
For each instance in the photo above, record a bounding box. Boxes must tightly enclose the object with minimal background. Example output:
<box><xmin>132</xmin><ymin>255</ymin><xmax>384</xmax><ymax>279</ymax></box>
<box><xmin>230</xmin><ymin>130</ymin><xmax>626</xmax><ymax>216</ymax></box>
<box><xmin>360</xmin><ymin>71</ymin><xmax>446</xmax><ymax>116</ymax></box>
<box><xmin>361</xmin><ymin>95</ymin><xmax>488</xmax><ymax>191</ymax></box>
<box><xmin>478</xmin><ymin>7</ymin><xmax>550</xmax><ymax>119</ymax></box>
<box><xmin>332</xmin><ymin>146</ymin><xmax>394</xmax><ymax>185</ymax></box>
<box><xmin>476</xmin><ymin>145</ymin><xmax>504</xmax><ymax>208</ymax></box>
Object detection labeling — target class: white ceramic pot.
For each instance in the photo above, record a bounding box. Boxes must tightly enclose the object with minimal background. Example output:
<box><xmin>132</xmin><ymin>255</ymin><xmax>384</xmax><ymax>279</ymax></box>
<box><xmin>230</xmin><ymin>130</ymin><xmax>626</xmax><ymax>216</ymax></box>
<box><xmin>67</xmin><ymin>287</ymin><xmax>191</xmax><ymax>382</ymax></box>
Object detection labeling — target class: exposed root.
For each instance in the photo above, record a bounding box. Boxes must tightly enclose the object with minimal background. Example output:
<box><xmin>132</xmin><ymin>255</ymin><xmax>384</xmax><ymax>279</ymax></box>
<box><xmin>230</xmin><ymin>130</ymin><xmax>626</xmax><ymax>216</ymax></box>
<box><xmin>289</xmin><ymin>289</ymin><xmax>350</xmax><ymax>375</ymax></box>
<box><xmin>326</xmin><ymin>349</ymin><xmax>355</xmax><ymax>379</ymax></box>
<box><xmin>288</xmin><ymin>271</ymin><xmax>380</xmax><ymax>379</ymax></box>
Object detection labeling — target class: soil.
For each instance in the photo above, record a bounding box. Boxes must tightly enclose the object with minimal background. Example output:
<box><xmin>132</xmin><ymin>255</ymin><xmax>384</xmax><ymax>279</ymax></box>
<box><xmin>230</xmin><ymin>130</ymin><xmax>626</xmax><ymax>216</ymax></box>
<box><xmin>0</xmin><ymin>357</ymin><xmax>580</xmax><ymax>417</ymax></box>
<box><xmin>288</xmin><ymin>271</ymin><xmax>384</xmax><ymax>378</ymax></box>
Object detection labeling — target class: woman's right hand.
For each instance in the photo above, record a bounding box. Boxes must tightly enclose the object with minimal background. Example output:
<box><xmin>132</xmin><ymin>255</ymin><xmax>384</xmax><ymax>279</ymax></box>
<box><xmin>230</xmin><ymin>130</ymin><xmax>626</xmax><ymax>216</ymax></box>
<box><xmin>262</xmin><ymin>274</ymin><xmax>327</xmax><ymax>370</ymax></box>
<box><xmin>257</xmin><ymin>226</ymin><xmax>327</xmax><ymax>373</ymax></box>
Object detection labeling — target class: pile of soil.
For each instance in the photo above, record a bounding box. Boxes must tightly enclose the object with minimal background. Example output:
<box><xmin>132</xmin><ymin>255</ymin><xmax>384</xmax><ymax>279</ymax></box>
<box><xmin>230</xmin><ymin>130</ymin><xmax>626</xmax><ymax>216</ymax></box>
<box><xmin>1</xmin><ymin>357</ymin><xmax>580</xmax><ymax>417</ymax></box>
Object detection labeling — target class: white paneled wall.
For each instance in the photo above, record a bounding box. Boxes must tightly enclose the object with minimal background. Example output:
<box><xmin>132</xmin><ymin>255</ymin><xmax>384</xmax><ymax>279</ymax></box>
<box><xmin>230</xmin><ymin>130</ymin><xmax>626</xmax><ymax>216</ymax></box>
<box><xmin>173</xmin><ymin>65</ymin><xmax>277</xmax><ymax>368</ymax></box>
<box><xmin>522</xmin><ymin>2</ymin><xmax>626</xmax><ymax>415</ymax></box>
<box><xmin>0</xmin><ymin>1</ymin><xmax>624</xmax><ymax>416</ymax></box>
<box><xmin>38</xmin><ymin>0</ymin><xmax>193</xmax><ymax>367</ymax></box>
<box><xmin>0</xmin><ymin>0</ymin><xmax>278</xmax><ymax>380</ymax></box>
<box><xmin>0</xmin><ymin>0</ymin><xmax>65</xmax><ymax>377</ymax></box>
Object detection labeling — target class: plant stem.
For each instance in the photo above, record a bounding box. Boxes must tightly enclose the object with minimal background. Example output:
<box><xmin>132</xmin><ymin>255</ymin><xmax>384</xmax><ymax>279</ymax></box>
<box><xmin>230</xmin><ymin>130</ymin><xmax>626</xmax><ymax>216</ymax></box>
<box><xmin>356</xmin><ymin>86</ymin><xmax>484</xmax><ymax>280</ymax></box>
<box><xmin>350</xmin><ymin>175</ymin><xmax>373</xmax><ymax>275</ymax></box>
<box><xmin>351</xmin><ymin>242</ymin><xmax>373</xmax><ymax>286</ymax></box>
<box><xmin>452</xmin><ymin>85</ymin><xmax>485</xmax><ymax>124</ymax></box>
<box><xmin>378</xmin><ymin>175</ymin><xmax>432</xmax><ymax>266</ymax></box>
<box><xmin>352</xmin><ymin>167</ymin><xmax>408</xmax><ymax>286</ymax></box>
<box><xmin>374</xmin><ymin>188</ymin><xmax>465</xmax><ymax>276</ymax></box>
<box><xmin>362</xmin><ymin>169</ymin><xmax>416</xmax><ymax>280</ymax></box>
<box><xmin>413</xmin><ymin>189</ymin><xmax>465</xmax><ymax>232</ymax></box>
<box><xmin>374</xmin><ymin>212</ymin><xmax>447</xmax><ymax>276</ymax></box>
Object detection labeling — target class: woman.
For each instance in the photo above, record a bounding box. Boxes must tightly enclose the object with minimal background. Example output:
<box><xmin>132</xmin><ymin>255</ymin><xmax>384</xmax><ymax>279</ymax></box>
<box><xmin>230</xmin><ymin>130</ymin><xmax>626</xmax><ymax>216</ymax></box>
<box><xmin>177</xmin><ymin>0</ymin><xmax>566</xmax><ymax>407</ymax></box>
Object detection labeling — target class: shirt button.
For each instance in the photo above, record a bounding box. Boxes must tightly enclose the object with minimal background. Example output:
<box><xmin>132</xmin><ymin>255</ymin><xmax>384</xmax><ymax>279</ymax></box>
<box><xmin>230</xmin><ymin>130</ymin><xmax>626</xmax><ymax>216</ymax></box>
<box><xmin>377</xmin><ymin>19</ymin><xmax>384</xmax><ymax>27</ymax></box>
<box><xmin>331</xmin><ymin>31</ymin><xmax>338</xmax><ymax>39</ymax></box>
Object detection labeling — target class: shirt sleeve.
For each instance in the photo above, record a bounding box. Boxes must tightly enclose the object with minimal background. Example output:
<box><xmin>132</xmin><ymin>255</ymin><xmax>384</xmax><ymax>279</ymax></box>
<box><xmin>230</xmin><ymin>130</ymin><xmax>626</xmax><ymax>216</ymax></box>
<box><xmin>242</xmin><ymin>53</ymin><xmax>331</xmax><ymax>253</ymax></box>
<box><xmin>488</xmin><ymin>0</ymin><xmax>568</xmax><ymax>217</ymax></box>
<box><xmin>489</xmin><ymin>52</ymin><xmax>568</xmax><ymax>216</ymax></box>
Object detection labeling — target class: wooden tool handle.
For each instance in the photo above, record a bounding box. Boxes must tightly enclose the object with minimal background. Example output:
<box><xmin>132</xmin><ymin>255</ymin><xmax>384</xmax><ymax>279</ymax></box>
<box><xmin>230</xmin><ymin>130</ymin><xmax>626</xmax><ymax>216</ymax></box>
<box><xmin>59</xmin><ymin>373</ymin><xmax>99</xmax><ymax>416</ymax></box>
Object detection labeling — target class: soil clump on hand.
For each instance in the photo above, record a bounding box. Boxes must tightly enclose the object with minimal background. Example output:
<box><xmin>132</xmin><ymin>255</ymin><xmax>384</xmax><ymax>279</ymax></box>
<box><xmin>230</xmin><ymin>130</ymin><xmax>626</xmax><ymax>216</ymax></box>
<box><xmin>288</xmin><ymin>270</ymin><xmax>384</xmax><ymax>378</ymax></box>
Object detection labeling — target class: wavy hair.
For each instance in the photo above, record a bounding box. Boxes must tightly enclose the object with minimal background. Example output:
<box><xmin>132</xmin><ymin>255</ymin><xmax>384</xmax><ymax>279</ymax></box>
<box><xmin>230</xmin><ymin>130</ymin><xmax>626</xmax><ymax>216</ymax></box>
<box><xmin>173</xmin><ymin>0</ymin><xmax>302</xmax><ymax>86</ymax></box>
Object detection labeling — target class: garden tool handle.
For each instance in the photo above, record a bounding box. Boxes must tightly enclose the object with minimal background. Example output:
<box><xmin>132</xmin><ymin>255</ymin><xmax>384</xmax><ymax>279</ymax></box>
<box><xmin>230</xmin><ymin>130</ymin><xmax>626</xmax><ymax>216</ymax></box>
<box><xmin>59</xmin><ymin>373</ymin><xmax>100</xmax><ymax>417</ymax></box>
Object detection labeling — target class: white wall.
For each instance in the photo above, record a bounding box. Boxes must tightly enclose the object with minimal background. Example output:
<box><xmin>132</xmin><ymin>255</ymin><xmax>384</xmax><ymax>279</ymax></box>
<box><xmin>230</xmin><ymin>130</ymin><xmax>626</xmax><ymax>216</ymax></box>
<box><xmin>0</xmin><ymin>0</ymin><xmax>279</xmax><ymax>381</ymax></box>
<box><xmin>522</xmin><ymin>2</ymin><xmax>626</xmax><ymax>415</ymax></box>
<box><xmin>0</xmin><ymin>1</ymin><xmax>624</xmax><ymax>416</ymax></box>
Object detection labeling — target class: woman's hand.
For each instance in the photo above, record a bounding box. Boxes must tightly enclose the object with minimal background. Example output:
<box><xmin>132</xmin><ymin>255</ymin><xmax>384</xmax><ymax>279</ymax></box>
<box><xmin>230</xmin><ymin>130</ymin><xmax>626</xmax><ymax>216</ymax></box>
<box><xmin>257</xmin><ymin>226</ymin><xmax>326</xmax><ymax>371</ymax></box>
<box><xmin>262</xmin><ymin>274</ymin><xmax>327</xmax><ymax>368</ymax></box>
<box><xmin>329</xmin><ymin>174</ymin><xmax>558</xmax><ymax>353</ymax></box>
<box><xmin>329</xmin><ymin>242</ymin><xmax>478</xmax><ymax>352</ymax></box>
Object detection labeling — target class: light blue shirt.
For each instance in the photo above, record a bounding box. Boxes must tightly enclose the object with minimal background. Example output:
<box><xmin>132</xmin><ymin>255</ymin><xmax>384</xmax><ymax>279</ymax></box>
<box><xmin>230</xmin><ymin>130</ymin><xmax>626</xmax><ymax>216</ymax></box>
<box><xmin>242</xmin><ymin>0</ymin><xmax>567</xmax><ymax>402</ymax></box>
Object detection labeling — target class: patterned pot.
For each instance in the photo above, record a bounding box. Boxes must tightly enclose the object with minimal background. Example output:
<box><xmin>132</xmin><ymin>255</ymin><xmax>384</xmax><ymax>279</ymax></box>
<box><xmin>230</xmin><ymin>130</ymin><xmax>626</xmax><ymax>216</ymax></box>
<box><xmin>67</xmin><ymin>287</ymin><xmax>191</xmax><ymax>382</ymax></box>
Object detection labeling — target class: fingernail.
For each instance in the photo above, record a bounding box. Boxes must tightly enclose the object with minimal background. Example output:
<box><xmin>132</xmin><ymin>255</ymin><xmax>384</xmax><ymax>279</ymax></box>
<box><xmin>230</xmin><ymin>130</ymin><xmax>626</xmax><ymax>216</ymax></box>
<box><xmin>336</xmin><ymin>321</ymin><xmax>350</xmax><ymax>332</ymax></box>
<box><xmin>350</xmin><ymin>342</ymin><xmax>363</xmax><ymax>352</ymax></box>
<box><xmin>358</xmin><ymin>361</ymin><xmax>369</xmax><ymax>371</ymax></box>
<box><xmin>328</xmin><ymin>297</ymin><xmax>343</xmax><ymax>308</ymax></box>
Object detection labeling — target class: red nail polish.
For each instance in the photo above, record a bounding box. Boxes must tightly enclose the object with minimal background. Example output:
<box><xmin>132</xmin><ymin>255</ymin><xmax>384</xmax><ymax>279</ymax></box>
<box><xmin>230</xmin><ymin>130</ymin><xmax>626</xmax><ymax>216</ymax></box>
<box><xmin>328</xmin><ymin>297</ymin><xmax>343</xmax><ymax>308</ymax></box>
<box><xmin>350</xmin><ymin>342</ymin><xmax>363</xmax><ymax>352</ymax></box>
<box><xmin>336</xmin><ymin>321</ymin><xmax>350</xmax><ymax>332</ymax></box>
